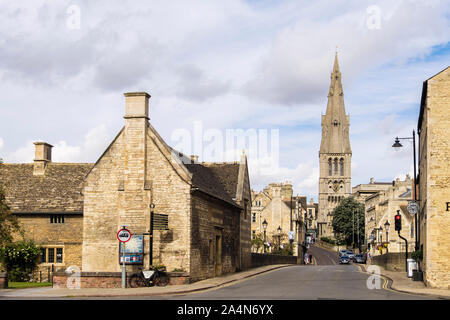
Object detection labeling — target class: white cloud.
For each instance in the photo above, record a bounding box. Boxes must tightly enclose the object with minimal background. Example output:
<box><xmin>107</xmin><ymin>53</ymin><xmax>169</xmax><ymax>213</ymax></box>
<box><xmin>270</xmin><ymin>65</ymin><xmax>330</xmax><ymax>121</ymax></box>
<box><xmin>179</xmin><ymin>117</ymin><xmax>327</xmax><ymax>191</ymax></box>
<box><xmin>5</xmin><ymin>124</ymin><xmax>111</xmax><ymax>163</ymax></box>
<box><xmin>0</xmin><ymin>0</ymin><xmax>448</xmax><ymax>200</ymax></box>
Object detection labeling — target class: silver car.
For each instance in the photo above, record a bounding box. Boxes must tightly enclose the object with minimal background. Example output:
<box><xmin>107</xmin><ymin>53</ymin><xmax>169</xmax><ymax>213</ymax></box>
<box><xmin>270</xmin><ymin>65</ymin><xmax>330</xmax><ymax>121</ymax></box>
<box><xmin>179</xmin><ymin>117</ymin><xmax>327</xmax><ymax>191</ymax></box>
<box><xmin>339</xmin><ymin>255</ymin><xmax>350</xmax><ymax>264</ymax></box>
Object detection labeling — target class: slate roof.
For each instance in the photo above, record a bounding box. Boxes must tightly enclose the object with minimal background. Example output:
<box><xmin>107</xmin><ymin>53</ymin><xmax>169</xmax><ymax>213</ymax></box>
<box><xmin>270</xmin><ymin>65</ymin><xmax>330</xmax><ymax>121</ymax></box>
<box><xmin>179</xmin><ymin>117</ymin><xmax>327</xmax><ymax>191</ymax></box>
<box><xmin>185</xmin><ymin>162</ymin><xmax>241</xmax><ymax>208</ymax></box>
<box><xmin>0</xmin><ymin>163</ymin><xmax>93</xmax><ymax>213</ymax></box>
<box><xmin>0</xmin><ymin>160</ymin><xmax>242</xmax><ymax>212</ymax></box>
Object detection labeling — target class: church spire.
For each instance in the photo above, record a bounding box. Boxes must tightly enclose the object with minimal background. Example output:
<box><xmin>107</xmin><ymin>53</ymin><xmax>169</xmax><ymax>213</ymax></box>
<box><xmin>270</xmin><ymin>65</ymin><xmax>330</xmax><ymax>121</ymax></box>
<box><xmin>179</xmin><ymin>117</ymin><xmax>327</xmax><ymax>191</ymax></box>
<box><xmin>320</xmin><ymin>54</ymin><xmax>351</xmax><ymax>154</ymax></box>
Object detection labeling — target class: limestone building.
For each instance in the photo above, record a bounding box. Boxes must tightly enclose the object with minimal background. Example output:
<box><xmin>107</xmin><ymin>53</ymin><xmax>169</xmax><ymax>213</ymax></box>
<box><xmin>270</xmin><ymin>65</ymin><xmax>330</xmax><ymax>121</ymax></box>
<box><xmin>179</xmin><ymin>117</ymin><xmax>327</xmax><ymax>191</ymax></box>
<box><xmin>417</xmin><ymin>66</ymin><xmax>450</xmax><ymax>289</ymax></box>
<box><xmin>364</xmin><ymin>176</ymin><xmax>415</xmax><ymax>256</ymax></box>
<box><xmin>0</xmin><ymin>143</ymin><xmax>91</xmax><ymax>280</ymax></box>
<box><xmin>318</xmin><ymin>54</ymin><xmax>352</xmax><ymax>238</ymax></box>
<box><xmin>352</xmin><ymin>177</ymin><xmax>392</xmax><ymax>204</ymax></box>
<box><xmin>0</xmin><ymin>92</ymin><xmax>252</xmax><ymax>285</ymax></box>
<box><xmin>250</xmin><ymin>182</ymin><xmax>316</xmax><ymax>254</ymax></box>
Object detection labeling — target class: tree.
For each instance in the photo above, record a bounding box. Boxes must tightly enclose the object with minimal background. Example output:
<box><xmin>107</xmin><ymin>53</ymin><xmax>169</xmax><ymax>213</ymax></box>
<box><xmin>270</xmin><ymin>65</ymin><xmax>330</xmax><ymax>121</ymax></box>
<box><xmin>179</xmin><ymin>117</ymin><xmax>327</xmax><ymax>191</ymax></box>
<box><xmin>0</xmin><ymin>240</ymin><xmax>41</xmax><ymax>281</ymax></box>
<box><xmin>0</xmin><ymin>185</ymin><xmax>22</xmax><ymax>248</ymax></box>
<box><xmin>331</xmin><ymin>196</ymin><xmax>365</xmax><ymax>249</ymax></box>
<box><xmin>251</xmin><ymin>233</ymin><xmax>265</xmax><ymax>253</ymax></box>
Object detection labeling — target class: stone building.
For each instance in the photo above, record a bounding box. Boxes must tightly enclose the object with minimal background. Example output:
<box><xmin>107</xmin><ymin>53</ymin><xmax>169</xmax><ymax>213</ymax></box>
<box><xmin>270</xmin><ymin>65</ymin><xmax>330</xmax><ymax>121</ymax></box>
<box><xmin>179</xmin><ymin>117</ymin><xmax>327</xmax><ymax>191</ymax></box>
<box><xmin>417</xmin><ymin>66</ymin><xmax>450</xmax><ymax>289</ymax></box>
<box><xmin>0</xmin><ymin>92</ymin><xmax>252</xmax><ymax>286</ymax></box>
<box><xmin>364</xmin><ymin>176</ymin><xmax>415</xmax><ymax>256</ymax></box>
<box><xmin>250</xmin><ymin>182</ymin><xmax>313</xmax><ymax>255</ymax></box>
<box><xmin>318</xmin><ymin>53</ymin><xmax>352</xmax><ymax>239</ymax></box>
<box><xmin>352</xmin><ymin>177</ymin><xmax>392</xmax><ymax>204</ymax></box>
<box><xmin>0</xmin><ymin>142</ymin><xmax>92</xmax><ymax>280</ymax></box>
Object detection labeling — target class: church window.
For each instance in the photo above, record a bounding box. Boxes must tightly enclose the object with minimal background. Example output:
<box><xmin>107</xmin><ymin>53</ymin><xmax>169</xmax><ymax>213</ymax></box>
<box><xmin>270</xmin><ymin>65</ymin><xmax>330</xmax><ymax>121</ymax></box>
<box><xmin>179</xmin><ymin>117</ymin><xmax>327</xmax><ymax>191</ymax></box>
<box><xmin>328</xmin><ymin>158</ymin><xmax>332</xmax><ymax>175</ymax></box>
<box><xmin>340</xmin><ymin>158</ymin><xmax>344</xmax><ymax>176</ymax></box>
<box><xmin>334</xmin><ymin>158</ymin><xmax>338</xmax><ymax>175</ymax></box>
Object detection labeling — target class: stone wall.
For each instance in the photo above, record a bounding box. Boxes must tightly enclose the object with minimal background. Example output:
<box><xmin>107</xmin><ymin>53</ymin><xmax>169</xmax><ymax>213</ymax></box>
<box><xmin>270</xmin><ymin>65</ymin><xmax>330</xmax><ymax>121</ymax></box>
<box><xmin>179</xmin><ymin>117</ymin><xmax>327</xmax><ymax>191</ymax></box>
<box><xmin>82</xmin><ymin>117</ymin><xmax>192</xmax><ymax>274</ymax></box>
<box><xmin>53</xmin><ymin>271</ymin><xmax>189</xmax><ymax>288</ymax></box>
<box><xmin>190</xmin><ymin>193</ymin><xmax>240</xmax><ymax>282</ymax></box>
<box><xmin>251</xmin><ymin>253</ymin><xmax>297</xmax><ymax>268</ymax></box>
<box><xmin>0</xmin><ymin>272</ymin><xmax>7</xmax><ymax>289</ymax></box>
<box><xmin>371</xmin><ymin>252</ymin><xmax>408</xmax><ymax>272</ymax></box>
<box><xmin>15</xmin><ymin>214</ymin><xmax>83</xmax><ymax>272</ymax></box>
<box><xmin>418</xmin><ymin>67</ymin><xmax>450</xmax><ymax>289</ymax></box>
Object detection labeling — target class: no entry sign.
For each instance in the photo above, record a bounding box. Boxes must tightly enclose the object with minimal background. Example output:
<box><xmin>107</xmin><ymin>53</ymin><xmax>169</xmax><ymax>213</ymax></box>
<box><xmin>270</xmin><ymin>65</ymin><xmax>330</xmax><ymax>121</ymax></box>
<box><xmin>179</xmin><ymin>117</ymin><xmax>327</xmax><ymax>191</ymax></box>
<box><xmin>117</xmin><ymin>228</ymin><xmax>132</xmax><ymax>242</ymax></box>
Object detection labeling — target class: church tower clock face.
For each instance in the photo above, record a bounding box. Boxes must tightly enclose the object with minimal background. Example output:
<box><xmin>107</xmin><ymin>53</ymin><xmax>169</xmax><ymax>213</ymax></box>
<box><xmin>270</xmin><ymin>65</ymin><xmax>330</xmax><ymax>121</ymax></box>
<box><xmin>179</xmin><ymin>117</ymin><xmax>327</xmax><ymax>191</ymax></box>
<box><xmin>333</xmin><ymin>181</ymin><xmax>340</xmax><ymax>193</ymax></box>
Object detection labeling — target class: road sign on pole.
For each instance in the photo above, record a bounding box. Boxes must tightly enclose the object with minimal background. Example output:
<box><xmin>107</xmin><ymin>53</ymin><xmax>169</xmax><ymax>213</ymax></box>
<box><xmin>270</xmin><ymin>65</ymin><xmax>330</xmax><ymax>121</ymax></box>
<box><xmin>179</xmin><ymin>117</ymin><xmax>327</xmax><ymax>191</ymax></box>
<box><xmin>117</xmin><ymin>227</ymin><xmax>131</xmax><ymax>288</ymax></box>
<box><xmin>407</xmin><ymin>201</ymin><xmax>419</xmax><ymax>215</ymax></box>
<box><xmin>117</xmin><ymin>228</ymin><xmax>132</xmax><ymax>243</ymax></box>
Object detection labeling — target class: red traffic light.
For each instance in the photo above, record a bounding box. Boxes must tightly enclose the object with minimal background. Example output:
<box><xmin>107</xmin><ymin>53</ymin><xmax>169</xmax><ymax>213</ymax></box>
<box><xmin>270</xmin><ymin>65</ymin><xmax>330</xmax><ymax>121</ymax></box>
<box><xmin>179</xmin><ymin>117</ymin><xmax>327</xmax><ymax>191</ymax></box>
<box><xmin>395</xmin><ymin>213</ymin><xmax>402</xmax><ymax>231</ymax></box>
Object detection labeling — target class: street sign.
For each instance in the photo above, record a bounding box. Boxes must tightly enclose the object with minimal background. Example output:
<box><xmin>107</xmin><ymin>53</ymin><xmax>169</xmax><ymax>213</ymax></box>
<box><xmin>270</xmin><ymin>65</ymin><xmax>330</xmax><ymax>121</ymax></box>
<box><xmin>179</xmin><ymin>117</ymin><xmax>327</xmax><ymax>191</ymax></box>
<box><xmin>407</xmin><ymin>201</ymin><xmax>419</xmax><ymax>215</ymax></box>
<box><xmin>117</xmin><ymin>228</ymin><xmax>132</xmax><ymax>242</ymax></box>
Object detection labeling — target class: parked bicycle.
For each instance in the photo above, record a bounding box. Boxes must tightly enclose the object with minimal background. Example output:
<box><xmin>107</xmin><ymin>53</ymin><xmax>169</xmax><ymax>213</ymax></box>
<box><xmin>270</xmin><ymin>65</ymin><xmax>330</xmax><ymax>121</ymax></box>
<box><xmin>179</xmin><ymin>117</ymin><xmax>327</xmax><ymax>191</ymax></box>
<box><xmin>128</xmin><ymin>266</ymin><xmax>170</xmax><ymax>288</ymax></box>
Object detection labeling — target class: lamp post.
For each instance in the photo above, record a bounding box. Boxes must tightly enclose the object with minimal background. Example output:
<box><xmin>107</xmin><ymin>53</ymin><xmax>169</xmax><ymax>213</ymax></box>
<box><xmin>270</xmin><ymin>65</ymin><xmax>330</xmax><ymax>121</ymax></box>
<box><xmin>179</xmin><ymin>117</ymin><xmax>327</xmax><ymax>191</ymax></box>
<box><xmin>379</xmin><ymin>227</ymin><xmax>383</xmax><ymax>244</ymax></box>
<box><xmin>277</xmin><ymin>226</ymin><xmax>282</xmax><ymax>251</ymax></box>
<box><xmin>384</xmin><ymin>220</ymin><xmax>390</xmax><ymax>253</ymax></box>
<box><xmin>262</xmin><ymin>219</ymin><xmax>268</xmax><ymax>253</ymax></box>
<box><xmin>392</xmin><ymin>131</ymin><xmax>418</xmax><ymax>251</ymax></box>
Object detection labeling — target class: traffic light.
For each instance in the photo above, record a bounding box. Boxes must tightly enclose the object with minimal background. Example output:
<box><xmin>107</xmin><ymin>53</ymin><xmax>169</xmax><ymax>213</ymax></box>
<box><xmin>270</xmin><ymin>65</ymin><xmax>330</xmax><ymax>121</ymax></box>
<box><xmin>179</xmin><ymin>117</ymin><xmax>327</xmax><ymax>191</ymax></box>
<box><xmin>395</xmin><ymin>211</ymin><xmax>402</xmax><ymax>231</ymax></box>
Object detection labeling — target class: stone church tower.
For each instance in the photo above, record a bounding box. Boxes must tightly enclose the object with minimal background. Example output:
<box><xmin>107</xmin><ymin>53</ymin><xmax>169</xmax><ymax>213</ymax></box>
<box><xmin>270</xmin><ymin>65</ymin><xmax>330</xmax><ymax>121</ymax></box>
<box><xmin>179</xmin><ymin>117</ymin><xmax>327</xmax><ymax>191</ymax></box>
<box><xmin>318</xmin><ymin>54</ymin><xmax>352</xmax><ymax>238</ymax></box>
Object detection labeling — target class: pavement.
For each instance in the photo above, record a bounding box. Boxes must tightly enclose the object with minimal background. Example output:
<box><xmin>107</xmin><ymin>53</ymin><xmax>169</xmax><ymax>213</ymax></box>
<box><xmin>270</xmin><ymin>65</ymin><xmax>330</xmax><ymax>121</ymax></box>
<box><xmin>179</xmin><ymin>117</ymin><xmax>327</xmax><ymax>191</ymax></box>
<box><xmin>359</xmin><ymin>264</ymin><xmax>450</xmax><ymax>299</ymax></box>
<box><xmin>0</xmin><ymin>264</ymin><xmax>292</xmax><ymax>299</ymax></box>
<box><xmin>312</xmin><ymin>243</ymin><xmax>450</xmax><ymax>299</ymax></box>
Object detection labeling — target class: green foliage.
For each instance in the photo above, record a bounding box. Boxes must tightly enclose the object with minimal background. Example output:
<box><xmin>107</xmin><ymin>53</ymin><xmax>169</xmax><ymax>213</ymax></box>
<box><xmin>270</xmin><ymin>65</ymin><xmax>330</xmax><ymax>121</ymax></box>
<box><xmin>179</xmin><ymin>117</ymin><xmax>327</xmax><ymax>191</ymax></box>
<box><xmin>320</xmin><ymin>237</ymin><xmax>346</xmax><ymax>246</ymax></box>
<box><xmin>0</xmin><ymin>240</ymin><xmax>41</xmax><ymax>281</ymax></box>
<box><xmin>331</xmin><ymin>197</ymin><xmax>365</xmax><ymax>246</ymax></box>
<box><xmin>0</xmin><ymin>186</ymin><xmax>23</xmax><ymax>248</ymax></box>
<box><xmin>411</xmin><ymin>250</ymin><xmax>423</xmax><ymax>262</ymax></box>
<box><xmin>8</xmin><ymin>282</ymin><xmax>52</xmax><ymax>289</ymax></box>
<box><xmin>251</xmin><ymin>233</ymin><xmax>265</xmax><ymax>253</ymax></box>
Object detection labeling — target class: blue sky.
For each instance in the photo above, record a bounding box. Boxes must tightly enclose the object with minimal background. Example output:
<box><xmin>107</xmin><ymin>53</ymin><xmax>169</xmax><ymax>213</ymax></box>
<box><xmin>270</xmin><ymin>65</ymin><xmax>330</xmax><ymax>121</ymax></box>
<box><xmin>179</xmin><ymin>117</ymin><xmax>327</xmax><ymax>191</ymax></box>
<box><xmin>0</xmin><ymin>0</ymin><xmax>449</xmax><ymax>200</ymax></box>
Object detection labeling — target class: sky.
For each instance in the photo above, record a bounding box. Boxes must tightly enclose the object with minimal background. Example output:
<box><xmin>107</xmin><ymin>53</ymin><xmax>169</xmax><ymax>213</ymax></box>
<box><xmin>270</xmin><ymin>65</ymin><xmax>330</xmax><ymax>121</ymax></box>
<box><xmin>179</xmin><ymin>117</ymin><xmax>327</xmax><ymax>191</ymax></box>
<box><xmin>0</xmin><ymin>0</ymin><xmax>449</xmax><ymax>201</ymax></box>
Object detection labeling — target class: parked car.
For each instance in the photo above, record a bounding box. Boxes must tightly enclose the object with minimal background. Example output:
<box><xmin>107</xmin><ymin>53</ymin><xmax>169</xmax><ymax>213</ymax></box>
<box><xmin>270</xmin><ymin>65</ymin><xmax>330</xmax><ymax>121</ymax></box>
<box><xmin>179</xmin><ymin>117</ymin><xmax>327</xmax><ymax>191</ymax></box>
<box><xmin>352</xmin><ymin>253</ymin><xmax>367</xmax><ymax>264</ymax></box>
<box><xmin>345</xmin><ymin>251</ymin><xmax>355</xmax><ymax>259</ymax></box>
<box><xmin>339</xmin><ymin>255</ymin><xmax>350</xmax><ymax>264</ymax></box>
<box><xmin>338</xmin><ymin>249</ymin><xmax>348</xmax><ymax>257</ymax></box>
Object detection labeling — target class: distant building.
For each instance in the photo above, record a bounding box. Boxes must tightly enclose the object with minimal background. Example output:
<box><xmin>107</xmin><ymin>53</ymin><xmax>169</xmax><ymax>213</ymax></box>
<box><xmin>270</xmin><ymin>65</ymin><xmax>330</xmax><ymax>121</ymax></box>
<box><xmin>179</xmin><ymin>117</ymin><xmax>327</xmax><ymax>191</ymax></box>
<box><xmin>417</xmin><ymin>66</ymin><xmax>450</xmax><ymax>289</ymax></box>
<box><xmin>352</xmin><ymin>177</ymin><xmax>392</xmax><ymax>204</ymax></box>
<box><xmin>363</xmin><ymin>176</ymin><xmax>415</xmax><ymax>256</ymax></box>
<box><xmin>318</xmin><ymin>53</ymin><xmax>352</xmax><ymax>239</ymax></box>
<box><xmin>250</xmin><ymin>182</ymin><xmax>316</xmax><ymax>255</ymax></box>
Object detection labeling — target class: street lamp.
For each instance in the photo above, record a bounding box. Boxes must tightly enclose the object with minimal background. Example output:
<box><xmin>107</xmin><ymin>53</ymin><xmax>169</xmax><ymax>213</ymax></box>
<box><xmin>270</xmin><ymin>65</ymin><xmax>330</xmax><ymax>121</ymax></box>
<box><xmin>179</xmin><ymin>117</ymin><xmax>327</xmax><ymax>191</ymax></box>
<box><xmin>277</xmin><ymin>226</ymin><xmax>282</xmax><ymax>251</ymax></box>
<box><xmin>392</xmin><ymin>130</ymin><xmax>418</xmax><ymax>251</ymax></box>
<box><xmin>262</xmin><ymin>219</ymin><xmax>268</xmax><ymax>253</ymax></box>
<box><xmin>384</xmin><ymin>220</ymin><xmax>390</xmax><ymax>253</ymax></box>
<box><xmin>384</xmin><ymin>220</ymin><xmax>390</xmax><ymax>242</ymax></box>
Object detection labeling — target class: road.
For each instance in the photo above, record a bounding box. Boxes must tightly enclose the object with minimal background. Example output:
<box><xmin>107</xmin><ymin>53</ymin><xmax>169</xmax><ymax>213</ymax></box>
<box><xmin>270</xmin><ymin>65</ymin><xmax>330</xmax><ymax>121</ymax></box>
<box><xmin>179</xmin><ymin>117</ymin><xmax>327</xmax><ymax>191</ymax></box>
<box><xmin>308</xmin><ymin>244</ymin><xmax>340</xmax><ymax>265</ymax></box>
<box><xmin>0</xmin><ymin>246</ymin><xmax>433</xmax><ymax>300</ymax></box>
<box><xmin>167</xmin><ymin>245</ymin><xmax>431</xmax><ymax>300</ymax></box>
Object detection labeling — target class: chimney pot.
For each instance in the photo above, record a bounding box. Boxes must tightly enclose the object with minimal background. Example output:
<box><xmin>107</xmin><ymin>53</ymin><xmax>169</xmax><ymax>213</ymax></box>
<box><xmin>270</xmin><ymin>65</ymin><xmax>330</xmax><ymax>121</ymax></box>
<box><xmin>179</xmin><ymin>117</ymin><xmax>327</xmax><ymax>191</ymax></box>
<box><xmin>190</xmin><ymin>155</ymin><xmax>198</xmax><ymax>164</ymax></box>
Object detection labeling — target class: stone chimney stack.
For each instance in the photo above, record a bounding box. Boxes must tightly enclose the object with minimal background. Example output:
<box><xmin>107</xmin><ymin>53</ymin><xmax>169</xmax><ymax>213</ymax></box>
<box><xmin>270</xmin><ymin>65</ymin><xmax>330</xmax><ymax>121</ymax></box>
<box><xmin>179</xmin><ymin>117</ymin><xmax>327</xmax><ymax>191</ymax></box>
<box><xmin>124</xmin><ymin>92</ymin><xmax>150</xmax><ymax>120</ymax></box>
<box><xmin>33</xmin><ymin>142</ymin><xmax>53</xmax><ymax>175</ymax></box>
<box><xmin>123</xmin><ymin>92</ymin><xmax>151</xmax><ymax>192</ymax></box>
